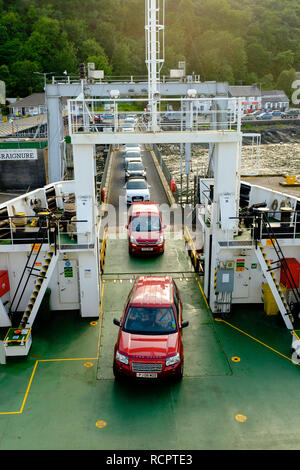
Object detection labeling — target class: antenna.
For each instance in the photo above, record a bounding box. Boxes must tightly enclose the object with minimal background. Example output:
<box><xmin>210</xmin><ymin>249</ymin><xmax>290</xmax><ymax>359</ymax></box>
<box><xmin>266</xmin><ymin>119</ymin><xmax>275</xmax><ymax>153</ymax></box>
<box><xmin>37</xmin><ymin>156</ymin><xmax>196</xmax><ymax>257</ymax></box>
<box><xmin>145</xmin><ymin>0</ymin><xmax>165</xmax><ymax>130</ymax></box>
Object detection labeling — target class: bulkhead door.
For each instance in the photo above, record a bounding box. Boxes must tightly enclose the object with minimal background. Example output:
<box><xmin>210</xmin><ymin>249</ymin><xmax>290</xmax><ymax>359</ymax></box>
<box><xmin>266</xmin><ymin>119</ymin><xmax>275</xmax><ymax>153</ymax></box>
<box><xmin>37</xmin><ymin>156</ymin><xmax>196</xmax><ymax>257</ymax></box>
<box><xmin>58</xmin><ymin>260</ymin><xmax>79</xmax><ymax>303</ymax></box>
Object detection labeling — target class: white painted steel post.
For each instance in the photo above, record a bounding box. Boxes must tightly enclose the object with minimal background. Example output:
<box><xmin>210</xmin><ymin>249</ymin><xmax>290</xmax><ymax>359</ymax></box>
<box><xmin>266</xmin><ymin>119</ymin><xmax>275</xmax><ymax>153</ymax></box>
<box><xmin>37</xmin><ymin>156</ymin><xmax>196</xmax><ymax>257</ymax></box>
<box><xmin>46</xmin><ymin>93</ymin><xmax>64</xmax><ymax>183</ymax></box>
<box><xmin>145</xmin><ymin>0</ymin><xmax>164</xmax><ymax>132</ymax></box>
<box><xmin>72</xmin><ymin>143</ymin><xmax>99</xmax><ymax>318</ymax></box>
<box><xmin>0</xmin><ymin>341</ymin><xmax>6</xmax><ymax>365</ymax></box>
<box><xmin>207</xmin><ymin>140</ymin><xmax>242</xmax><ymax>311</ymax></box>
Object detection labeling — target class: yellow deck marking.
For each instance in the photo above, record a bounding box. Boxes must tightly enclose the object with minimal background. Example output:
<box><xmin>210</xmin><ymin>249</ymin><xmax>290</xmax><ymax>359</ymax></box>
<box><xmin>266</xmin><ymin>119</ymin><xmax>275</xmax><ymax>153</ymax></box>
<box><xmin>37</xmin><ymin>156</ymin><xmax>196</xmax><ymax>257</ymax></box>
<box><xmin>231</xmin><ymin>356</ymin><xmax>241</xmax><ymax>362</ymax></box>
<box><xmin>84</xmin><ymin>362</ymin><xmax>94</xmax><ymax>368</ymax></box>
<box><xmin>197</xmin><ymin>281</ymin><xmax>210</xmax><ymax>309</ymax></box>
<box><xmin>95</xmin><ymin>419</ymin><xmax>107</xmax><ymax>428</ymax></box>
<box><xmin>0</xmin><ymin>284</ymin><xmax>105</xmax><ymax>416</ymax></box>
<box><xmin>216</xmin><ymin>318</ymin><xmax>299</xmax><ymax>365</ymax></box>
<box><xmin>235</xmin><ymin>414</ymin><xmax>247</xmax><ymax>423</ymax></box>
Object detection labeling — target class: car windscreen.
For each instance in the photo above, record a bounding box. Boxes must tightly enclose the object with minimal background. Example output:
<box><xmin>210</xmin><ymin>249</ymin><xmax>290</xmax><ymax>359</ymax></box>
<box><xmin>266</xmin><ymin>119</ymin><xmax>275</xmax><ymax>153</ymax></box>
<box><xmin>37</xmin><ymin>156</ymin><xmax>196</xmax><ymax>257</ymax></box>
<box><xmin>126</xmin><ymin>151</ymin><xmax>140</xmax><ymax>157</ymax></box>
<box><xmin>127</xmin><ymin>180</ymin><xmax>147</xmax><ymax>190</ymax></box>
<box><xmin>131</xmin><ymin>215</ymin><xmax>161</xmax><ymax>232</ymax></box>
<box><xmin>128</xmin><ymin>163</ymin><xmax>144</xmax><ymax>171</ymax></box>
<box><xmin>123</xmin><ymin>307</ymin><xmax>177</xmax><ymax>335</ymax></box>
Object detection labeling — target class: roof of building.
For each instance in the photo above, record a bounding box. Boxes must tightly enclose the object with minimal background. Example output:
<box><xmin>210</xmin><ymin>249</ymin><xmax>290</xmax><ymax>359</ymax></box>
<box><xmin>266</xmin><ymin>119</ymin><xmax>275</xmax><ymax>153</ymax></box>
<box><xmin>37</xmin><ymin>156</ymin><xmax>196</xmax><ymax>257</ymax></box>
<box><xmin>261</xmin><ymin>90</ymin><xmax>289</xmax><ymax>101</ymax></box>
<box><xmin>228</xmin><ymin>85</ymin><xmax>261</xmax><ymax>97</ymax></box>
<box><xmin>8</xmin><ymin>93</ymin><xmax>45</xmax><ymax>108</ymax></box>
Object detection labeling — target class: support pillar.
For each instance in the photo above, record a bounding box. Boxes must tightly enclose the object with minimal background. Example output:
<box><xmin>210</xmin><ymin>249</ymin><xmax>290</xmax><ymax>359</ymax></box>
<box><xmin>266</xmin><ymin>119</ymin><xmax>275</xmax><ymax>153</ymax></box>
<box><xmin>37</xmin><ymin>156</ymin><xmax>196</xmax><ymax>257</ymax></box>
<box><xmin>46</xmin><ymin>94</ymin><xmax>65</xmax><ymax>183</ymax></box>
<box><xmin>72</xmin><ymin>143</ymin><xmax>99</xmax><ymax>318</ymax></box>
<box><xmin>207</xmin><ymin>140</ymin><xmax>241</xmax><ymax>312</ymax></box>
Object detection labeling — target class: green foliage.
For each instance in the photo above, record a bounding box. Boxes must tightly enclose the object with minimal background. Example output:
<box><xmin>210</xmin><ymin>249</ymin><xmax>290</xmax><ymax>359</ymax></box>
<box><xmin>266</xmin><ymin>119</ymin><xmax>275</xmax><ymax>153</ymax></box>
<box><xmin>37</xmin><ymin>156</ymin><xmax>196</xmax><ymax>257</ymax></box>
<box><xmin>1</xmin><ymin>0</ymin><xmax>300</xmax><ymax>97</ymax></box>
<box><xmin>276</xmin><ymin>69</ymin><xmax>298</xmax><ymax>99</ymax></box>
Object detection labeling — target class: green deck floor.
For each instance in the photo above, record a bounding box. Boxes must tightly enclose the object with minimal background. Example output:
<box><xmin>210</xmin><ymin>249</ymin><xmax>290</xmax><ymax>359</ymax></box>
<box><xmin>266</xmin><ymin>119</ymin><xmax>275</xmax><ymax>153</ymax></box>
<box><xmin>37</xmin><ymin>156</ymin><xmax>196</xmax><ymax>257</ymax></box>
<box><xmin>1</xmin><ymin>236</ymin><xmax>300</xmax><ymax>450</ymax></box>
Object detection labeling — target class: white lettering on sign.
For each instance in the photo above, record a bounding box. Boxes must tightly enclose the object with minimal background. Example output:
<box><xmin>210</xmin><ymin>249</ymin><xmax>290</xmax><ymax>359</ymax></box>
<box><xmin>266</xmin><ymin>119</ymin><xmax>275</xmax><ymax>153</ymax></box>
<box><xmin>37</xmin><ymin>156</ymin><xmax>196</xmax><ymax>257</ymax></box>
<box><xmin>0</xmin><ymin>149</ymin><xmax>38</xmax><ymax>161</ymax></box>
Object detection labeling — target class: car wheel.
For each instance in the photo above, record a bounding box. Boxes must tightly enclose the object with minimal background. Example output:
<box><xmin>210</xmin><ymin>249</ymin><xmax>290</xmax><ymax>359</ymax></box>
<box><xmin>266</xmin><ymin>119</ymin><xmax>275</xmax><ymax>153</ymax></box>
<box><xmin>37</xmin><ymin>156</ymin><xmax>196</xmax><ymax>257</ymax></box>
<box><xmin>173</xmin><ymin>362</ymin><xmax>183</xmax><ymax>382</ymax></box>
<box><xmin>113</xmin><ymin>364</ymin><xmax>124</xmax><ymax>382</ymax></box>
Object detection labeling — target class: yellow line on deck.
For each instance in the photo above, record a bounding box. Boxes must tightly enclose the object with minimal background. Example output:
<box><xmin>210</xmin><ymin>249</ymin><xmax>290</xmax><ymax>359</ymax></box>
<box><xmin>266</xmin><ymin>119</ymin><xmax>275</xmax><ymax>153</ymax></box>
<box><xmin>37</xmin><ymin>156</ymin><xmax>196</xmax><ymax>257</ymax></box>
<box><xmin>194</xmin><ymin>280</ymin><xmax>298</xmax><ymax>367</ymax></box>
<box><xmin>0</xmin><ymin>287</ymin><xmax>105</xmax><ymax>416</ymax></box>
<box><xmin>216</xmin><ymin>318</ymin><xmax>299</xmax><ymax>365</ymax></box>
<box><xmin>197</xmin><ymin>281</ymin><xmax>210</xmax><ymax>310</ymax></box>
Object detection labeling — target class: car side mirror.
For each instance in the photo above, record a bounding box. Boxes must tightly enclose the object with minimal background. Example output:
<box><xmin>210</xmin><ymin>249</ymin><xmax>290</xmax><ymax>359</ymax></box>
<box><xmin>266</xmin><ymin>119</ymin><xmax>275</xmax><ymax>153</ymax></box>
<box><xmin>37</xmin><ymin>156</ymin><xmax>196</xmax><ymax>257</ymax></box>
<box><xmin>113</xmin><ymin>318</ymin><xmax>120</xmax><ymax>326</ymax></box>
<box><xmin>163</xmin><ymin>224</ymin><xmax>167</xmax><ymax>229</ymax></box>
<box><xmin>181</xmin><ymin>321</ymin><xmax>189</xmax><ymax>329</ymax></box>
<box><xmin>125</xmin><ymin>224</ymin><xmax>128</xmax><ymax>229</ymax></box>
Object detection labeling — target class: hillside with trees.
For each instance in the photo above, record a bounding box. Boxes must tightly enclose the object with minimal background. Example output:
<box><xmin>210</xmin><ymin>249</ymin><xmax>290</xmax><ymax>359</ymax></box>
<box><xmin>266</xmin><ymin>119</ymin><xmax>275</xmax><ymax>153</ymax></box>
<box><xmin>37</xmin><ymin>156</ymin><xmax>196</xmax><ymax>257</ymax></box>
<box><xmin>0</xmin><ymin>0</ymin><xmax>299</xmax><ymax>98</ymax></box>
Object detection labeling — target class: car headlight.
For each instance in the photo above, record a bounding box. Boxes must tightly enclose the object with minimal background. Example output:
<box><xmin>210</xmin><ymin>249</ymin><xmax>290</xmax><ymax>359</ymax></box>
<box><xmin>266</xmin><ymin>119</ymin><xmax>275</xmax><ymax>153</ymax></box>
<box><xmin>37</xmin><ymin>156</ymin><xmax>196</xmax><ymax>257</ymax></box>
<box><xmin>116</xmin><ymin>351</ymin><xmax>129</xmax><ymax>365</ymax></box>
<box><xmin>157</xmin><ymin>235</ymin><xmax>164</xmax><ymax>244</ymax></box>
<box><xmin>130</xmin><ymin>235</ymin><xmax>137</xmax><ymax>244</ymax></box>
<box><xmin>165</xmin><ymin>353</ymin><xmax>180</xmax><ymax>367</ymax></box>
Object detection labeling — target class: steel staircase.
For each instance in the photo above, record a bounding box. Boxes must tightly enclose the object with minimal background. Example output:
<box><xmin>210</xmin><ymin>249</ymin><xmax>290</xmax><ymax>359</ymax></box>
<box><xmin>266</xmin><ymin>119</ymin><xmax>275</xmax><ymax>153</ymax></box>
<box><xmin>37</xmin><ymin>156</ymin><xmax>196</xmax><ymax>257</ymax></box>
<box><xmin>255</xmin><ymin>242</ymin><xmax>294</xmax><ymax>330</ymax></box>
<box><xmin>18</xmin><ymin>245</ymin><xmax>58</xmax><ymax>328</ymax></box>
<box><xmin>254</xmin><ymin>211</ymin><xmax>300</xmax><ymax>330</ymax></box>
<box><xmin>8</xmin><ymin>225</ymin><xmax>49</xmax><ymax>320</ymax></box>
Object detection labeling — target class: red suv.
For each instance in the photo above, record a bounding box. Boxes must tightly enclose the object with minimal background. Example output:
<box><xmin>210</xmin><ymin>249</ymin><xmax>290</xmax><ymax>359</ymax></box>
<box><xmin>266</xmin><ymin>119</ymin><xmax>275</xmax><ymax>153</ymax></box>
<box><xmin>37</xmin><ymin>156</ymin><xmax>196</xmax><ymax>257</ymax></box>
<box><xmin>113</xmin><ymin>276</ymin><xmax>189</xmax><ymax>381</ymax></box>
<box><xmin>127</xmin><ymin>202</ymin><xmax>165</xmax><ymax>255</ymax></box>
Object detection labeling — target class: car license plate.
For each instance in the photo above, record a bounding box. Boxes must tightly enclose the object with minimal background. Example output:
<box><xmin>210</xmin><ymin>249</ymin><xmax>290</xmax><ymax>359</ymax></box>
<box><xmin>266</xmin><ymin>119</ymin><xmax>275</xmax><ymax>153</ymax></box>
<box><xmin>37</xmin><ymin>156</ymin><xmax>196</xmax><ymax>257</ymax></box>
<box><xmin>136</xmin><ymin>373</ymin><xmax>157</xmax><ymax>378</ymax></box>
<box><xmin>141</xmin><ymin>247</ymin><xmax>153</xmax><ymax>251</ymax></box>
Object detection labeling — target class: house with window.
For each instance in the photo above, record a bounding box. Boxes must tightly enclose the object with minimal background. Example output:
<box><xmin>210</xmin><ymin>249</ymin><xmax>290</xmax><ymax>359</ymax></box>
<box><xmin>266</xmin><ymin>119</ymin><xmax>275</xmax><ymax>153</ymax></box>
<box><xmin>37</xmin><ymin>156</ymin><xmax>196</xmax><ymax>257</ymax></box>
<box><xmin>228</xmin><ymin>85</ymin><xmax>262</xmax><ymax>114</ymax></box>
<box><xmin>8</xmin><ymin>93</ymin><xmax>47</xmax><ymax>117</ymax></box>
<box><xmin>261</xmin><ymin>90</ymin><xmax>289</xmax><ymax>111</ymax></box>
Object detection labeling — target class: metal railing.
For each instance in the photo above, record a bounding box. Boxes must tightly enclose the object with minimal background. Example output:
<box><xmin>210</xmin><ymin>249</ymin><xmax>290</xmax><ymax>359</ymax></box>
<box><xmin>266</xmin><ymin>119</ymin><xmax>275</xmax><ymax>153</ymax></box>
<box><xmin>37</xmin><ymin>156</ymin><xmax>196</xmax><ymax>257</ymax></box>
<box><xmin>152</xmin><ymin>144</ymin><xmax>179</xmax><ymax>202</ymax></box>
<box><xmin>0</xmin><ymin>215</ymin><xmax>51</xmax><ymax>246</ymax></box>
<box><xmin>0</xmin><ymin>215</ymin><xmax>93</xmax><ymax>249</ymax></box>
<box><xmin>67</xmin><ymin>97</ymin><xmax>240</xmax><ymax>135</ymax></box>
<box><xmin>56</xmin><ymin>219</ymin><xmax>93</xmax><ymax>249</ymax></box>
<box><xmin>50</xmin><ymin>75</ymin><xmax>202</xmax><ymax>85</ymax></box>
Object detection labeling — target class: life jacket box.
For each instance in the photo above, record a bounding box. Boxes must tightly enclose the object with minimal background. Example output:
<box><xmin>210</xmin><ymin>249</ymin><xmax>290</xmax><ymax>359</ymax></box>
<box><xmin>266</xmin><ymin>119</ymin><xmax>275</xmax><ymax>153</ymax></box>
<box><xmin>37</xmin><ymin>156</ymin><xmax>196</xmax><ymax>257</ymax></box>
<box><xmin>0</xmin><ymin>270</ymin><xmax>10</xmax><ymax>297</ymax></box>
<box><xmin>280</xmin><ymin>258</ymin><xmax>300</xmax><ymax>289</ymax></box>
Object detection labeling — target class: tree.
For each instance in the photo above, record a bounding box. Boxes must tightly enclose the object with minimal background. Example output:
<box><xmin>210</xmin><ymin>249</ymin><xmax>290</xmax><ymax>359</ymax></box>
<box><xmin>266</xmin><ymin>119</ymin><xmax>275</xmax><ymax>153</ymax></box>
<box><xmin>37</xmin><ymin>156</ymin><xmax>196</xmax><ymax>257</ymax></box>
<box><xmin>9</xmin><ymin>60</ymin><xmax>41</xmax><ymax>97</ymax></box>
<box><xmin>86</xmin><ymin>55</ymin><xmax>112</xmax><ymax>76</ymax></box>
<box><xmin>246</xmin><ymin>42</ymin><xmax>272</xmax><ymax>77</ymax></box>
<box><xmin>259</xmin><ymin>74</ymin><xmax>275</xmax><ymax>90</ymax></box>
<box><xmin>276</xmin><ymin>69</ymin><xmax>298</xmax><ymax>100</ymax></box>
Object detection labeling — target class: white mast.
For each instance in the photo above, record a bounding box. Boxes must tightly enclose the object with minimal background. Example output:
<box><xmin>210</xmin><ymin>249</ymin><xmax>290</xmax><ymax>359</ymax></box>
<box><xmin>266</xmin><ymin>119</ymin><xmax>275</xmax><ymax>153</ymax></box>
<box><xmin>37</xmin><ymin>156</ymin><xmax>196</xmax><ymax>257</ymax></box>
<box><xmin>145</xmin><ymin>0</ymin><xmax>165</xmax><ymax>131</ymax></box>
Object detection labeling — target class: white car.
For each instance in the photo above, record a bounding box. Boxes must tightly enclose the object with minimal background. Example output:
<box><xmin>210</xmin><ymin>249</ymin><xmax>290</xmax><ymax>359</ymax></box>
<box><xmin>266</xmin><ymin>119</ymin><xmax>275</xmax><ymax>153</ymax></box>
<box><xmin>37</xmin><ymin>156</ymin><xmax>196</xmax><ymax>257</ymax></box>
<box><xmin>123</xmin><ymin>144</ymin><xmax>141</xmax><ymax>154</ymax></box>
<box><xmin>121</xmin><ymin>123</ymin><xmax>135</xmax><ymax>132</ymax></box>
<box><xmin>124</xmin><ymin>150</ymin><xmax>142</xmax><ymax>166</ymax></box>
<box><xmin>125</xmin><ymin>116</ymin><xmax>138</xmax><ymax>124</ymax></box>
<box><xmin>124</xmin><ymin>177</ymin><xmax>150</xmax><ymax>204</ymax></box>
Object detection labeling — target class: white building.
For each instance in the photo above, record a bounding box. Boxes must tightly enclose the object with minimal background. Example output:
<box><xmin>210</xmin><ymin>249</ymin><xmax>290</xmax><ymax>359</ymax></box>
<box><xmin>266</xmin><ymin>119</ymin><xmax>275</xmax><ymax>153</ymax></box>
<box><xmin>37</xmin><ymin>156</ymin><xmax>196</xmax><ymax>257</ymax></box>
<box><xmin>228</xmin><ymin>85</ymin><xmax>262</xmax><ymax>114</ymax></box>
<box><xmin>8</xmin><ymin>93</ymin><xmax>47</xmax><ymax>117</ymax></box>
<box><xmin>261</xmin><ymin>90</ymin><xmax>289</xmax><ymax>111</ymax></box>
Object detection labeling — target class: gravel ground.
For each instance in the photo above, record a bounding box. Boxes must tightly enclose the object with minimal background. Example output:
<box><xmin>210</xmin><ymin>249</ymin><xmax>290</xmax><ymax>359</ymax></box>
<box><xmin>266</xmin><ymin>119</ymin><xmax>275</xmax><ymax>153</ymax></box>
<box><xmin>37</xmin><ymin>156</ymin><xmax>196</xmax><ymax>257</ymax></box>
<box><xmin>158</xmin><ymin>143</ymin><xmax>300</xmax><ymax>195</ymax></box>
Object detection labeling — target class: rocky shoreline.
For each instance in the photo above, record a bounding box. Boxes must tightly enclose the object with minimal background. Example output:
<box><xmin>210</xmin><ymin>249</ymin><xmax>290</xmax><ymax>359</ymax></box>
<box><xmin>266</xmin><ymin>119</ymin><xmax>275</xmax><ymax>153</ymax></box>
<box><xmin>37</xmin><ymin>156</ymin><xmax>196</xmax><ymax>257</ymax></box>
<box><xmin>158</xmin><ymin>126</ymin><xmax>300</xmax><ymax>196</ymax></box>
<box><xmin>243</xmin><ymin>124</ymin><xmax>300</xmax><ymax>145</ymax></box>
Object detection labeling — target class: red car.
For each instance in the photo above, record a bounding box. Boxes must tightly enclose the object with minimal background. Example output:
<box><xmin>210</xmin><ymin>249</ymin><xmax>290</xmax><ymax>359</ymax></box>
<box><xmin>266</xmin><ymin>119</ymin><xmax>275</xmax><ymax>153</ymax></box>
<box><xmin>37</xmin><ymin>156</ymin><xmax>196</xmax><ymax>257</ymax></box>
<box><xmin>126</xmin><ymin>202</ymin><xmax>165</xmax><ymax>255</ymax></box>
<box><xmin>113</xmin><ymin>276</ymin><xmax>189</xmax><ymax>381</ymax></box>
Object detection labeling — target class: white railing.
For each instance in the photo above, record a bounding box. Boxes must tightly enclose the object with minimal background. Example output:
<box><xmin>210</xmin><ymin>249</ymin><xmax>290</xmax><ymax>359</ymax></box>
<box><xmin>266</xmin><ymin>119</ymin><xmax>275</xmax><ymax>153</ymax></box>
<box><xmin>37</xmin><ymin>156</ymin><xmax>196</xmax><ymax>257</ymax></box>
<box><xmin>67</xmin><ymin>97</ymin><xmax>241</xmax><ymax>135</ymax></box>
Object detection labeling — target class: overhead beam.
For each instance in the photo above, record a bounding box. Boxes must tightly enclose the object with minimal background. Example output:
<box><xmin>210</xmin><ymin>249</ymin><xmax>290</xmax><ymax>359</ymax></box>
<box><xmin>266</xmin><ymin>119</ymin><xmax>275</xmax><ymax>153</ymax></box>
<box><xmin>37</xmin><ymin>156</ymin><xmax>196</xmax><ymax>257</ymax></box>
<box><xmin>71</xmin><ymin>130</ymin><xmax>242</xmax><ymax>145</ymax></box>
<box><xmin>46</xmin><ymin>81</ymin><xmax>229</xmax><ymax>98</ymax></box>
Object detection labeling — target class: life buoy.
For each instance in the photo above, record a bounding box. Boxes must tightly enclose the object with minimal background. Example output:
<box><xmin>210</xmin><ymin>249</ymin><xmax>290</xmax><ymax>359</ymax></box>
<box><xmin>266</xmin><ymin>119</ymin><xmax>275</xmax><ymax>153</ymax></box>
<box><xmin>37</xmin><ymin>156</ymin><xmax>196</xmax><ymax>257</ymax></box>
<box><xmin>271</xmin><ymin>199</ymin><xmax>278</xmax><ymax>211</ymax></box>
